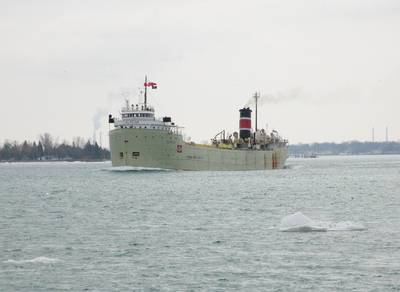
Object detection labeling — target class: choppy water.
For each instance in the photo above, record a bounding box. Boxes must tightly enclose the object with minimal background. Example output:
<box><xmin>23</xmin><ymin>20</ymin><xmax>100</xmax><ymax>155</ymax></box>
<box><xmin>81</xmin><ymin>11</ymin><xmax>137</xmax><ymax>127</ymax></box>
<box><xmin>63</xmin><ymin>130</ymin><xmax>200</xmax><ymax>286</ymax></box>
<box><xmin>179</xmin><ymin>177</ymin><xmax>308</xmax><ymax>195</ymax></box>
<box><xmin>1</xmin><ymin>156</ymin><xmax>400</xmax><ymax>291</ymax></box>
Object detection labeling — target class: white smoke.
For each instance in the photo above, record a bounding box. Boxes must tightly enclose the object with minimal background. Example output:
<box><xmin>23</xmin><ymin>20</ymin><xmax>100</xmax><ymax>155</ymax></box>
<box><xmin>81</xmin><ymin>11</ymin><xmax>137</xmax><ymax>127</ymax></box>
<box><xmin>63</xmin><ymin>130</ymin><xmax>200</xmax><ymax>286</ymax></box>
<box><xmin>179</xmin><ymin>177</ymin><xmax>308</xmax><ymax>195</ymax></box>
<box><xmin>92</xmin><ymin>109</ymin><xmax>108</xmax><ymax>133</ymax></box>
<box><xmin>91</xmin><ymin>86</ymin><xmax>140</xmax><ymax>145</ymax></box>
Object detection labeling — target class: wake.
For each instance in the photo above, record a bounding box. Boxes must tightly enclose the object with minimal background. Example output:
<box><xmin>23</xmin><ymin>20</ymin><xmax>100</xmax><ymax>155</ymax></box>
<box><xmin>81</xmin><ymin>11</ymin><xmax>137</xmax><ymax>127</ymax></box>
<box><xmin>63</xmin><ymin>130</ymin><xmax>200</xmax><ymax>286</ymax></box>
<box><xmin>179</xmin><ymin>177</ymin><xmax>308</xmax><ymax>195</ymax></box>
<box><xmin>3</xmin><ymin>257</ymin><xmax>62</xmax><ymax>264</ymax></box>
<box><xmin>102</xmin><ymin>166</ymin><xmax>173</xmax><ymax>172</ymax></box>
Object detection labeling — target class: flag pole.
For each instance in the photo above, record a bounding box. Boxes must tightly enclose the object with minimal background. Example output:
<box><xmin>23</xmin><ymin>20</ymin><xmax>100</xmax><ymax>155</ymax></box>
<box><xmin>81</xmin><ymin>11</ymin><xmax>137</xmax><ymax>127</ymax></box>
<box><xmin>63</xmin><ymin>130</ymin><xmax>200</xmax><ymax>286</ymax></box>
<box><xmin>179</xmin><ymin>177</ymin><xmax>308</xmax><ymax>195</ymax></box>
<box><xmin>144</xmin><ymin>75</ymin><xmax>147</xmax><ymax>108</ymax></box>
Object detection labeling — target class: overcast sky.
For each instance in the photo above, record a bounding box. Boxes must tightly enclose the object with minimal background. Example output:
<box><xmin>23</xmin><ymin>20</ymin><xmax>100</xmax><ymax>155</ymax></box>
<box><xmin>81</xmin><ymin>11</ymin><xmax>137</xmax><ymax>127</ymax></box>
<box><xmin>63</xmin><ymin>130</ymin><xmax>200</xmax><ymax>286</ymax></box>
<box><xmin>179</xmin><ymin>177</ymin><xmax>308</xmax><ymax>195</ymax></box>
<box><xmin>1</xmin><ymin>0</ymin><xmax>399</xmax><ymax>145</ymax></box>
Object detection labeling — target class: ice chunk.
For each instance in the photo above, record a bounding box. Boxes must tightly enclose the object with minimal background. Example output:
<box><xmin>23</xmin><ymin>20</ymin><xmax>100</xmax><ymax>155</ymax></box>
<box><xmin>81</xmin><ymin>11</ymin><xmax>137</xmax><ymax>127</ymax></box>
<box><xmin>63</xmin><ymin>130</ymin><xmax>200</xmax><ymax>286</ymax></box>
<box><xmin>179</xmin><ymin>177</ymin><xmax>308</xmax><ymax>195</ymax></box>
<box><xmin>279</xmin><ymin>212</ymin><xmax>366</xmax><ymax>232</ymax></box>
<box><xmin>279</xmin><ymin>212</ymin><xmax>327</xmax><ymax>232</ymax></box>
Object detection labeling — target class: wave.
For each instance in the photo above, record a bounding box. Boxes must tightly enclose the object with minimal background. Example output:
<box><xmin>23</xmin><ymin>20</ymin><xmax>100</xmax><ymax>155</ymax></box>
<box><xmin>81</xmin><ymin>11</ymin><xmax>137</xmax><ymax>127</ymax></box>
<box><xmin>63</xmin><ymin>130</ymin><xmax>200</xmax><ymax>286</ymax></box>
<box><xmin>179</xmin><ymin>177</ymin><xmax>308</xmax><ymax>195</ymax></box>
<box><xmin>102</xmin><ymin>166</ymin><xmax>173</xmax><ymax>172</ymax></box>
<box><xmin>283</xmin><ymin>164</ymin><xmax>304</xmax><ymax>170</ymax></box>
<box><xmin>3</xmin><ymin>257</ymin><xmax>62</xmax><ymax>264</ymax></box>
<box><xmin>279</xmin><ymin>212</ymin><xmax>366</xmax><ymax>232</ymax></box>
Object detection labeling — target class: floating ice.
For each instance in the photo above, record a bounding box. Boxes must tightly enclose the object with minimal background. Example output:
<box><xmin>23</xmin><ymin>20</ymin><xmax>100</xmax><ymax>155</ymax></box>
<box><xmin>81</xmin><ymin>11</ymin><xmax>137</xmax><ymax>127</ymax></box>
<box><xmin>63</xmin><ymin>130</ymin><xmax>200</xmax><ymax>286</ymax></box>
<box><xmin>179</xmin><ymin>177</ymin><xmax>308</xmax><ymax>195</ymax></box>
<box><xmin>279</xmin><ymin>212</ymin><xmax>366</xmax><ymax>232</ymax></box>
<box><xmin>3</xmin><ymin>257</ymin><xmax>62</xmax><ymax>264</ymax></box>
<box><xmin>280</xmin><ymin>212</ymin><xmax>327</xmax><ymax>232</ymax></box>
<box><xmin>324</xmin><ymin>221</ymin><xmax>366</xmax><ymax>231</ymax></box>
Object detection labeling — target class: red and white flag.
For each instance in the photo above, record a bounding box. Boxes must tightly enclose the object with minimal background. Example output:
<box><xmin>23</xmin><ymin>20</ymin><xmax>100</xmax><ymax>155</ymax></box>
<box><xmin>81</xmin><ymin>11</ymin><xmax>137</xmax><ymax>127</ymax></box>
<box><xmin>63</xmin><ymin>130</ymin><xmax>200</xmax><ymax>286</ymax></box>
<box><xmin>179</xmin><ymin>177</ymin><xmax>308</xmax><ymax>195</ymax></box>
<box><xmin>144</xmin><ymin>82</ymin><xmax>157</xmax><ymax>89</ymax></box>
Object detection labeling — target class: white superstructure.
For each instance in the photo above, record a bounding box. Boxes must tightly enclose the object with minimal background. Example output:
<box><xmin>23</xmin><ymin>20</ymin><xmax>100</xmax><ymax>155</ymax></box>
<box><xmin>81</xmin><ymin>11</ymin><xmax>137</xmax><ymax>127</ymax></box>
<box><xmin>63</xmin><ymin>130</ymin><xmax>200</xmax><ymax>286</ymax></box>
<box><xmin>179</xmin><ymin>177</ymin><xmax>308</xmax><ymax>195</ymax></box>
<box><xmin>113</xmin><ymin>99</ymin><xmax>180</xmax><ymax>133</ymax></box>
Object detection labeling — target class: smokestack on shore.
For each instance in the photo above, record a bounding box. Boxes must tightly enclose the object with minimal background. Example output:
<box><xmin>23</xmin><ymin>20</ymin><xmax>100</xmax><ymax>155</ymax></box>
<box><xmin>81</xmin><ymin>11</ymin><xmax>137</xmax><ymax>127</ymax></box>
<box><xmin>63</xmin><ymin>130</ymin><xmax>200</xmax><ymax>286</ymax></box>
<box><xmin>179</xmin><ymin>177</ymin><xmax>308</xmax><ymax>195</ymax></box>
<box><xmin>386</xmin><ymin>126</ymin><xmax>388</xmax><ymax>142</ymax></box>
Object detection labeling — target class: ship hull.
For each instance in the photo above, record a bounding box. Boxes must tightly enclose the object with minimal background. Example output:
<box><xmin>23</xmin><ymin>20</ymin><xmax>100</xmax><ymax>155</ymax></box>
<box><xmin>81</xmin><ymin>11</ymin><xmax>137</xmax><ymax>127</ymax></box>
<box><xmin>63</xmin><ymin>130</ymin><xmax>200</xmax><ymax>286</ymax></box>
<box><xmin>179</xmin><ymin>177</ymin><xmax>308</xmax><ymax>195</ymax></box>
<box><xmin>110</xmin><ymin>128</ymin><xmax>288</xmax><ymax>170</ymax></box>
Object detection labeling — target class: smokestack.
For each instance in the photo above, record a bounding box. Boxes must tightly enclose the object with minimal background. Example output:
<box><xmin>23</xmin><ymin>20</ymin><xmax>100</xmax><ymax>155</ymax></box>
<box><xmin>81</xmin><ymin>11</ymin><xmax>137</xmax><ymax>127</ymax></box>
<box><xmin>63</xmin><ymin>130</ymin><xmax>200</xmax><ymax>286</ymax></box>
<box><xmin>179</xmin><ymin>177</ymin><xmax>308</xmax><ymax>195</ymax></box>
<box><xmin>386</xmin><ymin>126</ymin><xmax>388</xmax><ymax>142</ymax></box>
<box><xmin>239</xmin><ymin>107</ymin><xmax>252</xmax><ymax>139</ymax></box>
<box><xmin>372</xmin><ymin>127</ymin><xmax>375</xmax><ymax>143</ymax></box>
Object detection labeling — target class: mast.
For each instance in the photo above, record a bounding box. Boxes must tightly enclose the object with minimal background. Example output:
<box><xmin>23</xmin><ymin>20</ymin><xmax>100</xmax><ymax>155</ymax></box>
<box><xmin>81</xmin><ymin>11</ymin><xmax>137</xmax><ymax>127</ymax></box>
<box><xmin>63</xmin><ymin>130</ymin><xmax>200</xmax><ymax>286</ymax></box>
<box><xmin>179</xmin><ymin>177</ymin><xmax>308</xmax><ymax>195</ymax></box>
<box><xmin>144</xmin><ymin>75</ymin><xmax>147</xmax><ymax>107</ymax></box>
<box><xmin>254</xmin><ymin>92</ymin><xmax>260</xmax><ymax>131</ymax></box>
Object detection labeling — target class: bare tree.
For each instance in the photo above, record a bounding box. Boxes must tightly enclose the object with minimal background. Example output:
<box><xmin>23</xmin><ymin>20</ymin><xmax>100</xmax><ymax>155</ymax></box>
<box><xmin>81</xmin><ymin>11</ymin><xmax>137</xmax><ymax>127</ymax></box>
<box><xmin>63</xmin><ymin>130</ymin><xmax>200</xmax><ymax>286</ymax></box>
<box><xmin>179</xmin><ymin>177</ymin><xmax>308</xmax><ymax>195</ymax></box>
<box><xmin>72</xmin><ymin>136</ymin><xmax>85</xmax><ymax>148</ymax></box>
<box><xmin>39</xmin><ymin>133</ymin><xmax>53</xmax><ymax>156</ymax></box>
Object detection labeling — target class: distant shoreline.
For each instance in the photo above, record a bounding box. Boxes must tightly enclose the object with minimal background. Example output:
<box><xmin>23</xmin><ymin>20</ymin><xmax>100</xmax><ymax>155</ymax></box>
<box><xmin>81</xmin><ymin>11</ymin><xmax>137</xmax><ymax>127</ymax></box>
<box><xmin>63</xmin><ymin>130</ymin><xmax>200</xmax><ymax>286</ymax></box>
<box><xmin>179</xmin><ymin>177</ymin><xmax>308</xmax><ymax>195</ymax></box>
<box><xmin>289</xmin><ymin>141</ymin><xmax>400</xmax><ymax>156</ymax></box>
<box><xmin>289</xmin><ymin>153</ymin><xmax>400</xmax><ymax>158</ymax></box>
<box><xmin>0</xmin><ymin>159</ymin><xmax>110</xmax><ymax>163</ymax></box>
<box><xmin>0</xmin><ymin>134</ymin><xmax>110</xmax><ymax>162</ymax></box>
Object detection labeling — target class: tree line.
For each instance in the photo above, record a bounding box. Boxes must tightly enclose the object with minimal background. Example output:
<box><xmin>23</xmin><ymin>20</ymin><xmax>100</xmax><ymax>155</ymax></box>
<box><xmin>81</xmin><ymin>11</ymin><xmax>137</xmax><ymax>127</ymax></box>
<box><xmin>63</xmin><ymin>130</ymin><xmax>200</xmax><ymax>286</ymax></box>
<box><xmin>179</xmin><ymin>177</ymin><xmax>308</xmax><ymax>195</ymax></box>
<box><xmin>289</xmin><ymin>141</ymin><xmax>400</xmax><ymax>156</ymax></box>
<box><xmin>0</xmin><ymin>133</ymin><xmax>110</xmax><ymax>161</ymax></box>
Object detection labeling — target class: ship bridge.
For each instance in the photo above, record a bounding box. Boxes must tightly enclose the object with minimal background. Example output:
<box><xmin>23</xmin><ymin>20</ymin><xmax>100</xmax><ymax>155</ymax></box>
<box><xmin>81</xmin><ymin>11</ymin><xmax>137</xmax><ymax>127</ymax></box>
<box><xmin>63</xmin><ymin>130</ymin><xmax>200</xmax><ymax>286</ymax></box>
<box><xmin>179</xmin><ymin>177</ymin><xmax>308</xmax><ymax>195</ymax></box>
<box><xmin>113</xmin><ymin>100</ymin><xmax>180</xmax><ymax>133</ymax></box>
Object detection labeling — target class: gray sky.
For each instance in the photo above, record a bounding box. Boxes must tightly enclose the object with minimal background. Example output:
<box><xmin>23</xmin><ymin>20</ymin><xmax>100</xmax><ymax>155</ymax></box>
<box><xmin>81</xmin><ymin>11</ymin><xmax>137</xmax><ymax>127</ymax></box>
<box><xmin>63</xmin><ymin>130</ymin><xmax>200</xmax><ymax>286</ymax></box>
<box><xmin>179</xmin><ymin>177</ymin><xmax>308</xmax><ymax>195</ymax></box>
<box><xmin>1</xmin><ymin>0</ymin><xmax>399</xmax><ymax>145</ymax></box>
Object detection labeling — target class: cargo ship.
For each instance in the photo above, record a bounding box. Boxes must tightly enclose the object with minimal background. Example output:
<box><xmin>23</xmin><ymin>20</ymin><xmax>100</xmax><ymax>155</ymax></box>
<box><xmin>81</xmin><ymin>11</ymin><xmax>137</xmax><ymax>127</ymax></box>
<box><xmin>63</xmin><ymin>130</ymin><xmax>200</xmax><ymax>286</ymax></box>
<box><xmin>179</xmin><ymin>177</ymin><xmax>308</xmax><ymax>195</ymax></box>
<box><xmin>108</xmin><ymin>78</ymin><xmax>288</xmax><ymax>170</ymax></box>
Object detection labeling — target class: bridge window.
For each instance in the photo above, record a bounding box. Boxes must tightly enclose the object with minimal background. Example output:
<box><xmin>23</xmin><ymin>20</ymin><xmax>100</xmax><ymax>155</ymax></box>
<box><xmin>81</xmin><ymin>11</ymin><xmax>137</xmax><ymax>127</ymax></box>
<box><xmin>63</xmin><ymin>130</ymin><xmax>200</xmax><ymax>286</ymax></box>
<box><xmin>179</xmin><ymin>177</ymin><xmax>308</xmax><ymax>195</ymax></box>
<box><xmin>119</xmin><ymin>152</ymin><xmax>123</xmax><ymax>159</ymax></box>
<box><xmin>132</xmin><ymin>152</ymin><xmax>140</xmax><ymax>157</ymax></box>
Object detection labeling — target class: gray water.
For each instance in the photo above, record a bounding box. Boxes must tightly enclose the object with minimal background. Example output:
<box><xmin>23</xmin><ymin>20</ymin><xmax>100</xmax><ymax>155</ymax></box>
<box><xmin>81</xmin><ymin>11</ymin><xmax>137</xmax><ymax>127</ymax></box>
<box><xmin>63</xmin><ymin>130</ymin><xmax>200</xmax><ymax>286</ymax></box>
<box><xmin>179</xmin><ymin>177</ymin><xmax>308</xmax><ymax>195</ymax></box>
<box><xmin>1</xmin><ymin>155</ymin><xmax>400</xmax><ymax>291</ymax></box>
